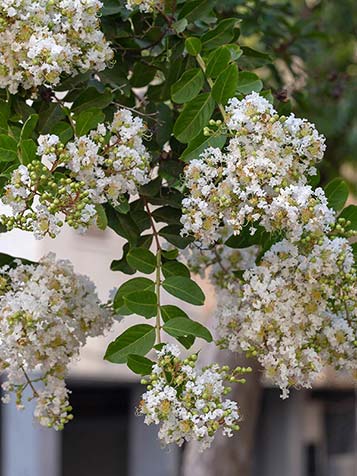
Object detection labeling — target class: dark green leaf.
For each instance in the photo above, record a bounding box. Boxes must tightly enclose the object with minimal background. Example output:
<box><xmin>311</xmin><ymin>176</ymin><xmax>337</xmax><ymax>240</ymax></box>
<box><xmin>152</xmin><ymin>206</ymin><xmax>182</xmax><ymax>225</ymax></box>
<box><xmin>325</xmin><ymin>178</ymin><xmax>349</xmax><ymax>212</ymax></box>
<box><xmin>159</xmin><ymin>225</ymin><xmax>194</xmax><ymax>249</ymax></box>
<box><xmin>185</xmin><ymin>37</ymin><xmax>202</xmax><ymax>56</ymax></box>
<box><xmin>180</xmin><ymin>0</ymin><xmax>215</xmax><ymax>23</ymax></box>
<box><xmin>171</xmin><ymin>69</ymin><xmax>204</xmax><ymax>104</ymax></box>
<box><xmin>206</xmin><ymin>46</ymin><xmax>231</xmax><ymax>79</ymax></box>
<box><xmin>173</xmin><ymin>93</ymin><xmax>215</xmax><ymax>143</ymax></box>
<box><xmin>95</xmin><ymin>204</ymin><xmax>108</xmax><ymax>230</ymax></box>
<box><xmin>127</xmin><ymin>354</ymin><xmax>154</xmax><ymax>375</ymax></box>
<box><xmin>160</xmin><ymin>304</ymin><xmax>194</xmax><ymax>349</ymax></box>
<box><xmin>237</xmin><ymin>72</ymin><xmax>263</xmax><ymax>94</ymax></box>
<box><xmin>104</xmin><ymin>324</ymin><xmax>156</xmax><ymax>363</ymax></box>
<box><xmin>114</xmin><ymin>277</ymin><xmax>155</xmax><ymax>309</ymax></box>
<box><xmin>19</xmin><ymin>139</ymin><xmax>37</xmax><ymax>165</ymax></box>
<box><xmin>181</xmin><ymin>133</ymin><xmax>227</xmax><ymax>162</ymax></box>
<box><xmin>131</xmin><ymin>63</ymin><xmax>157</xmax><ymax>88</ymax></box>
<box><xmin>75</xmin><ymin>109</ymin><xmax>105</xmax><ymax>136</ymax></box>
<box><xmin>72</xmin><ymin>88</ymin><xmax>113</xmax><ymax>113</ymax></box>
<box><xmin>162</xmin><ymin>261</ymin><xmax>190</xmax><ymax>278</ymax></box>
<box><xmin>20</xmin><ymin>114</ymin><xmax>38</xmax><ymax>141</ymax></box>
<box><xmin>212</xmin><ymin>64</ymin><xmax>238</xmax><ymax>105</ymax></box>
<box><xmin>105</xmin><ymin>205</ymin><xmax>140</xmax><ymax>245</ymax></box>
<box><xmin>162</xmin><ymin>276</ymin><xmax>205</xmax><ymax>305</ymax></box>
<box><xmin>163</xmin><ymin>317</ymin><xmax>212</xmax><ymax>342</ymax></box>
<box><xmin>127</xmin><ymin>248</ymin><xmax>157</xmax><ymax>274</ymax></box>
<box><xmin>339</xmin><ymin>205</ymin><xmax>357</xmax><ymax>230</ymax></box>
<box><xmin>0</xmin><ymin>135</ymin><xmax>18</xmax><ymax>162</ymax></box>
<box><xmin>201</xmin><ymin>18</ymin><xmax>240</xmax><ymax>50</ymax></box>
<box><xmin>124</xmin><ymin>291</ymin><xmax>157</xmax><ymax>318</ymax></box>
<box><xmin>51</xmin><ymin>122</ymin><xmax>73</xmax><ymax>144</ymax></box>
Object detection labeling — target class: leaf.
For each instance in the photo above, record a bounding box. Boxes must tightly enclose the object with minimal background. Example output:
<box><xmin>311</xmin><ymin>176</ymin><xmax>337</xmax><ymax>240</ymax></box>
<box><xmin>225</xmin><ymin>224</ymin><xmax>269</xmax><ymax>249</ymax></box>
<box><xmin>114</xmin><ymin>277</ymin><xmax>155</xmax><ymax>309</ymax></box>
<box><xmin>72</xmin><ymin>88</ymin><xmax>113</xmax><ymax>113</ymax></box>
<box><xmin>124</xmin><ymin>291</ymin><xmax>157</xmax><ymax>318</ymax></box>
<box><xmin>104</xmin><ymin>324</ymin><xmax>156</xmax><ymax>363</ymax></box>
<box><xmin>130</xmin><ymin>210</ymin><xmax>151</xmax><ymax>233</ymax></box>
<box><xmin>127</xmin><ymin>248</ymin><xmax>157</xmax><ymax>274</ymax></box>
<box><xmin>95</xmin><ymin>204</ymin><xmax>108</xmax><ymax>230</ymax></box>
<box><xmin>51</xmin><ymin>122</ymin><xmax>73</xmax><ymax>144</ymax></box>
<box><xmin>212</xmin><ymin>64</ymin><xmax>238</xmax><ymax>105</ymax></box>
<box><xmin>237</xmin><ymin>72</ymin><xmax>263</xmax><ymax>94</ymax></box>
<box><xmin>101</xmin><ymin>0</ymin><xmax>122</xmax><ymax>15</ymax></box>
<box><xmin>0</xmin><ymin>135</ymin><xmax>18</xmax><ymax>162</ymax></box>
<box><xmin>152</xmin><ymin>206</ymin><xmax>182</xmax><ymax>225</ymax></box>
<box><xmin>181</xmin><ymin>133</ymin><xmax>227</xmax><ymax>162</ymax></box>
<box><xmin>19</xmin><ymin>139</ymin><xmax>37</xmax><ymax>165</ymax></box>
<box><xmin>325</xmin><ymin>178</ymin><xmax>349</xmax><ymax>212</ymax></box>
<box><xmin>20</xmin><ymin>114</ymin><xmax>38</xmax><ymax>141</ymax></box>
<box><xmin>75</xmin><ymin>109</ymin><xmax>105</xmax><ymax>136</ymax></box>
<box><xmin>0</xmin><ymin>100</ymin><xmax>10</xmax><ymax>131</ymax></box>
<box><xmin>105</xmin><ymin>204</ymin><xmax>140</xmax><ymax>245</ymax></box>
<box><xmin>159</xmin><ymin>225</ymin><xmax>194</xmax><ymax>249</ymax></box>
<box><xmin>173</xmin><ymin>93</ymin><xmax>215</xmax><ymax>143</ymax></box>
<box><xmin>162</xmin><ymin>276</ymin><xmax>205</xmax><ymax>306</ymax></box>
<box><xmin>171</xmin><ymin>69</ymin><xmax>204</xmax><ymax>104</ymax></box>
<box><xmin>162</xmin><ymin>261</ymin><xmax>190</xmax><ymax>278</ymax></box>
<box><xmin>38</xmin><ymin>103</ymin><xmax>65</xmax><ymax>134</ymax></box>
<box><xmin>127</xmin><ymin>354</ymin><xmax>154</xmax><ymax>375</ymax></box>
<box><xmin>163</xmin><ymin>317</ymin><xmax>212</xmax><ymax>342</ymax></box>
<box><xmin>131</xmin><ymin>63</ymin><xmax>157</xmax><ymax>88</ymax></box>
<box><xmin>184</xmin><ymin>37</ymin><xmax>202</xmax><ymax>56</ymax></box>
<box><xmin>179</xmin><ymin>0</ymin><xmax>215</xmax><ymax>23</ymax></box>
<box><xmin>160</xmin><ymin>305</ymin><xmax>194</xmax><ymax>349</ymax></box>
<box><xmin>339</xmin><ymin>205</ymin><xmax>357</xmax><ymax>230</ymax></box>
<box><xmin>206</xmin><ymin>46</ymin><xmax>231</xmax><ymax>79</ymax></box>
<box><xmin>201</xmin><ymin>18</ymin><xmax>240</xmax><ymax>50</ymax></box>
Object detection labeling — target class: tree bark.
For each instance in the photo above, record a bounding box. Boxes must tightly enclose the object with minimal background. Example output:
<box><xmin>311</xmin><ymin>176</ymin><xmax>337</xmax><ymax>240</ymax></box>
<box><xmin>181</xmin><ymin>347</ymin><xmax>262</xmax><ymax>476</ymax></box>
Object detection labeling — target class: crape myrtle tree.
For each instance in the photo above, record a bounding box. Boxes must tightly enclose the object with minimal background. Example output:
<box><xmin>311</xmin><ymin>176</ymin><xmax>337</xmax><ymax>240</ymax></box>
<box><xmin>0</xmin><ymin>0</ymin><xmax>356</xmax><ymax>470</ymax></box>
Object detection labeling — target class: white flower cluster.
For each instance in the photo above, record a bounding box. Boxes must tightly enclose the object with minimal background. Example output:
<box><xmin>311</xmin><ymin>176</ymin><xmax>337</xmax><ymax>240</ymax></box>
<box><xmin>125</xmin><ymin>0</ymin><xmax>163</xmax><ymax>13</ymax></box>
<box><xmin>0</xmin><ymin>253</ymin><xmax>113</xmax><ymax>429</ymax></box>
<box><xmin>0</xmin><ymin>0</ymin><xmax>113</xmax><ymax>94</ymax></box>
<box><xmin>139</xmin><ymin>344</ymin><xmax>249</xmax><ymax>451</ymax></box>
<box><xmin>181</xmin><ymin>92</ymin><xmax>326</xmax><ymax>247</ymax></box>
<box><xmin>1</xmin><ymin>109</ymin><xmax>151</xmax><ymax>238</ymax></box>
<box><xmin>217</xmin><ymin>237</ymin><xmax>357</xmax><ymax>398</ymax></box>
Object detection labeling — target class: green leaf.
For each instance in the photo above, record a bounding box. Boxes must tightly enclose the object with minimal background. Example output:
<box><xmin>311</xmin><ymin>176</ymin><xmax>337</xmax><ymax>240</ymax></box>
<box><xmin>163</xmin><ymin>317</ymin><xmax>212</xmax><ymax>342</ymax></box>
<box><xmin>105</xmin><ymin>205</ymin><xmax>140</xmax><ymax>245</ymax></box>
<box><xmin>185</xmin><ymin>37</ymin><xmax>202</xmax><ymax>56</ymax></box>
<box><xmin>201</xmin><ymin>18</ymin><xmax>240</xmax><ymax>50</ymax></box>
<box><xmin>114</xmin><ymin>277</ymin><xmax>155</xmax><ymax>309</ymax></box>
<box><xmin>72</xmin><ymin>88</ymin><xmax>113</xmax><ymax>113</ymax></box>
<box><xmin>181</xmin><ymin>133</ymin><xmax>227</xmax><ymax>162</ymax></box>
<box><xmin>115</xmin><ymin>197</ymin><xmax>130</xmax><ymax>215</ymax></box>
<box><xmin>75</xmin><ymin>109</ymin><xmax>105</xmax><ymax>136</ymax></box>
<box><xmin>38</xmin><ymin>103</ymin><xmax>65</xmax><ymax>134</ymax></box>
<box><xmin>127</xmin><ymin>354</ymin><xmax>154</xmax><ymax>375</ymax></box>
<box><xmin>104</xmin><ymin>324</ymin><xmax>156</xmax><ymax>363</ymax></box>
<box><xmin>212</xmin><ymin>64</ymin><xmax>238</xmax><ymax>105</ymax></box>
<box><xmin>325</xmin><ymin>178</ymin><xmax>349</xmax><ymax>212</ymax></box>
<box><xmin>162</xmin><ymin>261</ymin><xmax>190</xmax><ymax>278</ymax></box>
<box><xmin>237</xmin><ymin>72</ymin><xmax>263</xmax><ymax>94</ymax></box>
<box><xmin>95</xmin><ymin>204</ymin><xmax>108</xmax><ymax>230</ymax></box>
<box><xmin>160</xmin><ymin>305</ymin><xmax>194</xmax><ymax>349</ymax></box>
<box><xmin>0</xmin><ymin>135</ymin><xmax>18</xmax><ymax>162</ymax></box>
<box><xmin>226</xmin><ymin>44</ymin><xmax>243</xmax><ymax>61</ymax></box>
<box><xmin>131</xmin><ymin>63</ymin><xmax>157</xmax><ymax>88</ymax></box>
<box><xmin>51</xmin><ymin>122</ymin><xmax>73</xmax><ymax>144</ymax></box>
<box><xmin>162</xmin><ymin>249</ymin><xmax>179</xmax><ymax>260</ymax></box>
<box><xmin>0</xmin><ymin>100</ymin><xmax>10</xmax><ymax>131</ymax></box>
<box><xmin>101</xmin><ymin>0</ymin><xmax>122</xmax><ymax>15</ymax></box>
<box><xmin>171</xmin><ymin>69</ymin><xmax>204</xmax><ymax>104</ymax></box>
<box><xmin>127</xmin><ymin>248</ymin><xmax>157</xmax><ymax>274</ymax></box>
<box><xmin>180</xmin><ymin>0</ymin><xmax>215</xmax><ymax>23</ymax></box>
<box><xmin>206</xmin><ymin>46</ymin><xmax>231</xmax><ymax>79</ymax></box>
<box><xmin>152</xmin><ymin>206</ymin><xmax>182</xmax><ymax>225</ymax></box>
<box><xmin>130</xmin><ymin>210</ymin><xmax>150</xmax><ymax>233</ymax></box>
<box><xmin>225</xmin><ymin>224</ymin><xmax>268</xmax><ymax>249</ymax></box>
<box><xmin>173</xmin><ymin>93</ymin><xmax>215</xmax><ymax>143</ymax></box>
<box><xmin>19</xmin><ymin>139</ymin><xmax>37</xmax><ymax>165</ymax></box>
<box><xmin>20</xmin><ymin>114</ymin><xmax>38</xmax><ymax>141</ymax></box>
<box><xmin>339</xmin><ymin>205</ymin><xmax>357</xmax><ymax>230</ymax></box>
<box><xmin>159</xmin><ymin>225</ymin><xmax>194</xmax><ymax>249</ymax></box>
<box><xmin>162</xmin><ymin>276</ymin><xmax>205</xmax><ymax>305</ymax></box>
<box><xmin>124</xmin><ymin>291</ymin><xmax>157</xmax><ymax>318</ymax></box>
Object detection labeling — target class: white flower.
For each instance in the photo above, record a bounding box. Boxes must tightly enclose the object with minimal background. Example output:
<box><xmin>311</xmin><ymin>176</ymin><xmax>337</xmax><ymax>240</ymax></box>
<box><xmin>0</xmin><ymin>253</ymin><xmax>114</xmax><ymax>429</ymax></box>
<box><xmin>0</xmin><ymin>0</ymin><xmax>113</xmax><ymax>93</ymax></box>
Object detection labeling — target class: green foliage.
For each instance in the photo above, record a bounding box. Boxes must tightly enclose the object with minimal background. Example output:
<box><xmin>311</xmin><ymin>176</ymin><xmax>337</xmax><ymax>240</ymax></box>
<box><xmin>325</xmin><ymin>178</ymin><xmax>349</xmax><ymax>212</ymax></box>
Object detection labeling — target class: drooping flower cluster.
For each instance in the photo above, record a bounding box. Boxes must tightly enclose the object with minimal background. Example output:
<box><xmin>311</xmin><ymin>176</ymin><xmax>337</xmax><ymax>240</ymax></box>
<box><xmin>139</xmin><ymin>344</ymin><xmax>250</xmax><ymax>450</ymax></box>
<box><xmin>0</xmin><ymin>0</ymin><xmax>113</xmax><ymax>94</ymax></box>
<box><xmin>216</xmin><ymin>237</ymin><xmax>357</xmax><ymax>397</ymax></box>
<box><xmin>181</xmin><ymin>92</ymin><xmax>326</xmax><ymax>247</ymax></box>
<box><xmin>1</xmin><ymin>109</ymin><xmax>151</xmax><ymax>238</ymax></box>
<box><xmin>125</xmin><ymin>0</ymin><xmax>163</xmax><ymax>13</ymax></box>
<box><xmin>0</xmin><ymin>253</ymin><xmax>113</xmax><ymax>429</ymax></box>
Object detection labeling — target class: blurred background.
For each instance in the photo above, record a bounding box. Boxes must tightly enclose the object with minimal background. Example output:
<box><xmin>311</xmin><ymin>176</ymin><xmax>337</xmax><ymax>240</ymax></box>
<box><xmin>1</xmin><ymin>0</ymin><xmax>357</xmax><ymax>475</ymax></box>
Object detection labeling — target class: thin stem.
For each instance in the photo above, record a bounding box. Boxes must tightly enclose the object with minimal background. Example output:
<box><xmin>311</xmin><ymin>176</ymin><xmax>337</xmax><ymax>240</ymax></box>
<box><xmin>144</xmin><ymin>200</ymin><xmax>162</xmax><ymax>345</ymax></box>
<box><xmin>21</xmin><ymin>367</ymin><xmax>39</xmax><ymax>398</ymax></box>
<box><xmin>196</xmin><ymin>53</ymin><xmax>227</xmax><ymax>121</ymax></box>
<box><xmin>55</xmin><ymin>97</ymin><xmax>76</xmax><ymax>135</ymax></box>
